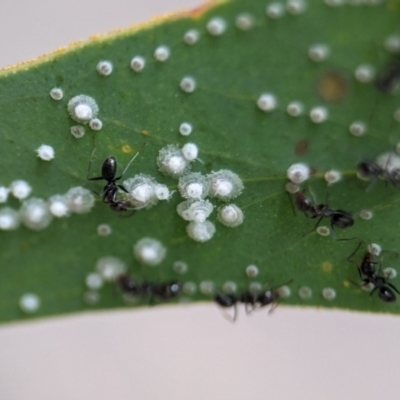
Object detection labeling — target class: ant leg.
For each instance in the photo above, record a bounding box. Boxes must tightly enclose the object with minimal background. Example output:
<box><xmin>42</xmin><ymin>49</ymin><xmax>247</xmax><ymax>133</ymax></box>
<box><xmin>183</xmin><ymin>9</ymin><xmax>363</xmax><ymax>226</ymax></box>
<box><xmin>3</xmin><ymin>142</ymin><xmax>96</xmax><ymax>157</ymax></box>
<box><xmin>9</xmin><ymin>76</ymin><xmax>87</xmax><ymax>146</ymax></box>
<box><xmin>286</xmin><ymin>191</ymin><xmax>296</xmax><ymax>217</ymax></box>
<box><xmin>116</xmin><ymin>143</ymin><xmax>147</xmax><ymax>180</ymax></box>
<box><xmin>369</xmin><ymin>287</ymin><xmax>378</xmax><ymax>297</ymax></box>
<box><xmin>117</xmin><ymin>184</ymin><xmax>129</xmax><ymax>193</ymax></box>
<box><xmin>268</xmin><ymin>301</ymin><xmax>280</xmax><ymax>315</ymax></box>
<box><xmin>357</xmin><ymin>267</ymin><xmax>363</xmax><ymax>280</ymax></box>
<box><xmin>387</xmin><ymin>282</ymin><xmax>400</xmax><ymax>294</ymax></box>
<box><xmin>303</xmin><ymin>215</ymin><xmax>324</xmax><ymax>237</ymax></box>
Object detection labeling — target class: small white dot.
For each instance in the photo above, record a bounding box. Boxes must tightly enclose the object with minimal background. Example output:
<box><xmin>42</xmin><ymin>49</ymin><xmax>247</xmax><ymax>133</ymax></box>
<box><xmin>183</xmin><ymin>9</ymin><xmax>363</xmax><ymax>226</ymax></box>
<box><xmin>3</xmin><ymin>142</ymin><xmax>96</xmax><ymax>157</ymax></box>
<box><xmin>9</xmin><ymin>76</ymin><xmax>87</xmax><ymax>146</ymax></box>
<box><xmin>310</xmin><ymin>106</ymin><xmax>328</xmax><ymax>123</ymax></box>
<box><xmin>36</xmin><ymin>144</ymin><xmax>55</xmax><ymax>161</ymax></box>
<box><xmin>199</xmin><ymin>281</ymin><xmax>215</xmax><ymax>295</ymax></box>
<box><xmin>287</xmin><ymin>163</ymin><xmax>310</xmax><ymax>184</ymax></box>
<box><xmin>206</xmin><ymin>17</ymin><xmax>227</xmax><ymax>36</ymax></box>
<box><xmin>177</xmin><ymin>199</ymin><xmax>214</xmax><ymax>222</ymax></box>
<box><xmin>235</xmin><ymin>13</ymin><xmax>254</xmax><ymax>30</ymax></box>
<box><xmin>285</xmin><ymin>182</ymin><xmax>300</xmax><ymax>193</ymax></box>
<box><xmin>11</xmin><ymin>180</ymin><xmax>32</xmax><ymax>200</ymax></box>
<box><xmin>246</xmin><ymin>264</ymin><xmax>259</xmax><ymax>278</ymax></box>
<box><xmin>154</xmin><ymin>45</ymin><xmax>170</xmax><ymax>62</ymax></box>
<box><xmin>308</xmin><ymin>44</ymin><xmax>330</xmax><ymax>62</ymax></box>
<box><xmin>286</xmin><ymin>101</ymin><xmax>304</xmax><ymax>117</ymax></box>
<box><xmin>322</xmin><ymin>287</ymin><xmax>336</xmax><ymax>300</ymax></box>
<box><xmin>359</xmin><ymin>210</ymin><xmax>373</xmax><ymax>220</ymax></box>
<box><xmin>180</xmin><ymin>76</ymin><xmax>197</xmax><ymax>93</ymax></box>
<box><xmin>133</xmin><ymin>237</ymin><xmax>166</xmax><ymax>266</ymax></box>
<box><xmin>157</xmin><ymin>144</ymin><xmax>190</xmax><ymax>178</ymax></box>
<box><xmin>266</xmin><ymin>2</ymin><xmax>285</xmax><ymax>18</ymax></box>
<box><xmin>286</xmin><ymin>0</ymin><xmax>307</xmax><ymax>14</ymax></box>
<box><xmin>85</xmin><ymin>273</ymin><xmax>103</xmax><ymax>290</ymax></box>
<box><xmin>222</xmin><ymin>281</ymin><xmax>238</xmax><ymax>293</ymax></box>
<box><xmin>75</xmin><ymin>104</ymin><xmax>92</xmax><ymax>120</ymax></box>
<box><xmin>96</xmin><ymin>256</ymin><xmax>126</xmax><ymax>281</ymax></box>
<box><xmin>383</xmin><ymin>267</ymin><xmax>397</xmax><ymax>279</ymax></box>
<box><xmin>96</xmin><ymin>60</ymin><xmax>113</xmax><ymax>76</ymax></box>
<box><xmin>183</xmin><ymin>29</ymin><xmax>200</xmax><ymax>45</ymax></box>
<box><xmin>179</xmin><ymin>122</ymin><xmax>193</xmax><ymax>136</ymax></box>
<box><xmin>354</xmin><ymin>64</ymin><xmax>375</xmax><ymax>83</ymax></box>
<box><xmin>186</xmin><ymin>220</ymin><xmax>216</xmax><ymax>242</ymax></box>
<box><xmin>217</xmin><ymin>204</ymin><xmax>244</xmax><ymax>228</ymax></box>
<box><xmin>66</xmin><ymin>186</ymin><xmax>95</xmax><ymax>214</ymax></box>
<box><xmin>20</xmin><ymin>197</ymin><xmax>52</xmax><ymax>230</ymax></box>
<box><xmin>368</xmin><ymin>243</ymin><xmax>381</xmax><ymax>256</ymax></box>
<box><xmin>182</xmin><ymin>143</ymin><xmax>198</xmax><ymax>161</ymax></box>
<box><xmin>89</xmin><ymin>118</ymin><xmax>103</xmax><ymax>131</ymax></box>
<box><xmin>70</xmin><ymin>125</ymin><xmax>85</xmax><ymax>139</ymax></box>
<box><xmin>208</xmin><ymin>170</ymin><xmax>244</xmax><ymax>201</ymax></box>
<box><xmin>130</xmin><ymin>56</ymin><xmax>146</xmax><ymax>72</ymax></box>
<box><xmin>97</xmin><ymin>223</ymin><xmax>112</xmax><ymax>236</ymax></box>
<box><xmin>83</xmin><ymin>290</ymin><xmax>101</xmax><ymax>305</ymax></box>
<box><xmin>277</xmin><ymin>285</ymin><xmax>291</xmax><ymax>298</ymax></box>
<box><xmin>0</xmin><ymin>207</ymin><xmax>20</xmax><ymax>230</ymax></box>
<box><xmin>19</xmin><ymin>293</ymin><xmax>41</xmax><ymax>313</ymax></box>
<box><xmin>154</xmin><ymin>184</ymin><xmax>171</xmax><ymax>200</ymax></box>
<box><xmin>324</xmin><ymin>169</ymin><xmax>342</xmax><ymax>185</ymax></box>
<box><xmin>298</xmin><ymin>286</ymin><xmax>312</xmax><ymax>299</ymax></box>
<box><xmin>257</xmin><ymin>93</ymin><xmax>277</xmax><ymax>112</ymax></box>
<box><xmin>48</xmin><ymin>195</ymin><xmax>69</xmax><ymax>218</ymax></box>
<box><xmin>67</xmin><ymin>95</ymin><xmax>99</xmax><ymax>124</ymax></box>
<box><xmin>384</xmin><ymin>34</ymin><xmax>400</xmax><ymax>54</ymax></box>
<box><xmin>49</xmin><ymin>87</ymin><xmax>63</xmax><ymax>100</ymax></box>
<box><xmin>317</xmin><ymin>226</ymin><xmax>330</xmax><ymax>236</ymax></box>
<box><xmin>349</xmin><ymin>121</ymin><xmax>367</xmax><ymax>137</ymax></box>
<box><xmin>0</xmin><ymin>187</ymin><xmax>10</xmax><ymax>203</ymax></box>
<box><xmin>183</xmin><ymin>282</ymin><xmax>197</xmax><ymax>295</ymax></box>
<box><xmin>173</xmin><ymin>261</ymin><xmax>188</xmax><ymax>274</ymax></box>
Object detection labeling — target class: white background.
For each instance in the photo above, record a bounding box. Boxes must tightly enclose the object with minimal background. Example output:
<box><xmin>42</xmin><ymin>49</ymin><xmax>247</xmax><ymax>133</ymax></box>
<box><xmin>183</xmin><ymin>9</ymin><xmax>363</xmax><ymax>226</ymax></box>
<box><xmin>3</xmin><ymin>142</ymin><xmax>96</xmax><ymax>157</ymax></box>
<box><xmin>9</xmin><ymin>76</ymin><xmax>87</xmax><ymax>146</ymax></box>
<box><xmin>0</xmin><ymin>1</ymin><xmax>399</xmax><ymax>399</ymax></box>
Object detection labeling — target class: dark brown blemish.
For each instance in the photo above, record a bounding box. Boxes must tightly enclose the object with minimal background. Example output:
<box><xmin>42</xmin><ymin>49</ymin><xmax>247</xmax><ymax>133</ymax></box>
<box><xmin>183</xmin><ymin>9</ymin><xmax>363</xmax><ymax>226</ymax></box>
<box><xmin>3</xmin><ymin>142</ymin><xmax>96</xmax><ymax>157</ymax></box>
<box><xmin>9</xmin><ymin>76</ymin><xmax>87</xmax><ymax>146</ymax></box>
<box><xmin>295</xmin><ymin>140</ymin><xmax>309</xmax><ymax>156</ymax></box>
<box><xmin>316</xmin><ymin>70</ymin><xmax>349</xmax><ymax>103</ymax></box>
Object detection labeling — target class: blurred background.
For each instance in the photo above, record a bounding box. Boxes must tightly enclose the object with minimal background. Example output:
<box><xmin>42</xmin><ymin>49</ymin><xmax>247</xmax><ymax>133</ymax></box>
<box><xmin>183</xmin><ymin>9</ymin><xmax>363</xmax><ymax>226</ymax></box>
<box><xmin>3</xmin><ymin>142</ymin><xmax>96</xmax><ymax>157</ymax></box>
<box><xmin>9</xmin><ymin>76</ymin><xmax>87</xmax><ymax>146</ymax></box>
<box><xmin>0</xmin><ymin>1</ymin><xmax>399</xmax><ymax>399</ymax></box>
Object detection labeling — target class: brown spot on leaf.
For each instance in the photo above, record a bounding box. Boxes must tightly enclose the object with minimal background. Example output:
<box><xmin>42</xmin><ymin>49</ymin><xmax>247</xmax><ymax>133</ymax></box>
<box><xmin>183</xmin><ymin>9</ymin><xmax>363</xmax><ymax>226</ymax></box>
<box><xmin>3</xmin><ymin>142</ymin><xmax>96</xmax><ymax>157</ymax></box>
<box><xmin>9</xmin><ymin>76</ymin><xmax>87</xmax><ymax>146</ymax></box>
<box><xmin>295</xmin><ymin>140</ymin><xmax>309</xmax><ymax>156</ymax></box>
<box><xmin>316</xmin><ymin>71</ymin><xmax>349</xmax><ymax>102</ymax></box>
<box><xmin>322</xmin><ymin>262</ymin><xmax>332</xmax><ymax>272</ymax></box>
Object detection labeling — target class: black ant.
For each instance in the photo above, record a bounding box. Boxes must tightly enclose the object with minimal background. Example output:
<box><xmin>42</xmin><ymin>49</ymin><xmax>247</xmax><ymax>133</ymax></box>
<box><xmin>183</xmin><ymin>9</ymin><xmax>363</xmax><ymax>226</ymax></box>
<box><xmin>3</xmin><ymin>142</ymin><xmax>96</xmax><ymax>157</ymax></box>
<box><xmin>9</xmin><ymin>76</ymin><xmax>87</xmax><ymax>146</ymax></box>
<box><xmin>292</xmin><ymin>191</ymin><xmax>354</xmax><ymax>234</ymax></box>
<box><xmin>357</xmin><ymin>160</ymin><xmax>400</xmax><ymax>188</ymax></box>
<box><xmin>375</xmin><ymin>56</ymin><xmax>400</xmax><ymax>93</ymax></box>
<box><xmin>87</xmin><ymin>145</ymin><xmax>144</xmax><ymax>213</ymax></box>
<box><xmin>347</xmin><ymin>242</ymin><xmax>400</xmax><ymax>303</ymax></box>
<box><xmin>117</xmin><ymin>275</ymin><xmax>182</xmax><ymax>303</ymax></box>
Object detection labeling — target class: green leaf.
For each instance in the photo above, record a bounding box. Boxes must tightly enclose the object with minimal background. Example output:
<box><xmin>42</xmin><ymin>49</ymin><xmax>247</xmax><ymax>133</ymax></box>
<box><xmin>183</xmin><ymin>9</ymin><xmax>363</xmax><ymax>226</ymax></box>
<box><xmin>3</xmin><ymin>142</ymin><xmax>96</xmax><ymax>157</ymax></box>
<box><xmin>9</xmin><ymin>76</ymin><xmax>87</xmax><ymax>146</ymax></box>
<box><xmin>1</xmin><ymin>0</ymin><xmax>400</xmax><ymax>323</ymax></box>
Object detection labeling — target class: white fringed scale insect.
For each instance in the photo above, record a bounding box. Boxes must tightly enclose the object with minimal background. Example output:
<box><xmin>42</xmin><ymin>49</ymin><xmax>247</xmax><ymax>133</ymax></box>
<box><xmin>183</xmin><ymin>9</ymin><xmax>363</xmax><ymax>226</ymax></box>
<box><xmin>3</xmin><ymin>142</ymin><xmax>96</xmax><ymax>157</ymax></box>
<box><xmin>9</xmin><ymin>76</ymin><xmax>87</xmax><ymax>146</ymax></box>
<box><xmin>178</xmin><ymin>173</ymin><xmax>209</xmax><ymax>199</ymax></box>
<box><xmin>206</xmin><ymin>17</ymin><xmax>227</xmax><ymax>36</ymax></box>
<box><xmin>257</xmin><ymin>93</ymin><xmax>277</xmax><ymax>112</ymax></box>
<box><xmin>207</xmin><ymin>170</ymin><xmax>244</xmax><ymax>201</ymax></box>
<box><xmin>36</xmin><ymin>144</ymin><xmax>55</xmax><ymax>161</ymax></box>
<box><xmin>266</xmin><ymin>2</ymin><xmax>285</xmax><ymax>18</ymax></box>
<box><xmin>48</xmin><ymin>195</ymin><xmax>70</xmax><ymax>218</ymax></box>
<box><xmin>130</xmin><ymin>56</ymin><xmax>146</xmax><ymax>72</ymax></box>
<box><xmin>0</xmin><ymin>207</ymin><xmax>20</xmax><ymax>230</ymax></box>
<box><xmin>49</xmin><ymin>87</ymin><xmax>63</xmax><ymax>100</ymax></box>
<box><xmin>217</xmin><ymin>204</ymin><xmax>244</xmax><ymax>227</ymax></box>
<box><xmin>324</xmin><ymin>169</ymin><xmax>342</xmax><ymax>185</ymax></box>
<box><xmin>173</xmin><ymin>261</ymin><xmax>188</xmax><ymax>274</ymax></box>
<box><xmin>359</xmin><ymin>210</ymin><xmax>373</xmax><ymax>220</ymax></box>
<box><xmin>183</xmin><ymin>29</ymin><xmax>200</xmax><ymax>45</ymax></box>
<box><xmin>376</xmin><ymin>152</ymin><xmax>400</xmax><ymax>174</ymax></box>
<box><xmin>133</xmin><ymin>237</ymin><xmax>167</xmax><ymax>266</ymax></box>
<box><xmin>66</xmin><ymin>186</ymin><xmax>95</xmax><ymax>214</ymax></box>
<box><xmin>322</xmin><ymin>287</ymin><xmax>336</xmax><ymax>300</ymax></box>
<box><xmin>85</xmin><ymin>273</ymin><xmax>104</xmax><ymax>290</ymax></box>
<box><xmin>154</xmin><ymin>184</ymin><xmax>172</xmax><ymax>201</ymax></box>
<box><xmin>368</xmin><ymin>243</ymin><xmax>382</xmax><ymax>256</ymax></box>
<box><xmin>19</xmin><ymin>293</ymin><xmax>41</xmax><ymax>313</ymax></box>
<box><xmin>286</xmin><ymin>0</ymin><xmax>307</xmax><ymax>14</ymax></box>
<box><xmin>186</xmin><ymin>220</ymin><xmax>216</xmax><ymax>242</ymax></box>
<box><xmin>222</xmin><ymin>281</ymin><xmax>238</xmax><ymax>293</ymax></box>
<box><xmin>67</xmin><ymin>95</ymin><xmax>99</xmax><ymax>124</ymax></box>
<box><xmin>181</xmin><ymin>143</ymin><xmax>198</xmax><ymax>161</ymax></box>
<box><xmin>183</xmin><ymin>282</ymin><xmax>197</xmax><ymax>295</ymax></box>
<box><xmin>0</xmin><ymin>187</ymin><xmax>10</xmax><ymax>203</ymax></box>
<box><xmin>349</xmin><ymin>121</ymin><xmax>367</xmax><ymax>137</ymax></box>
<box><xmin>199</xmin><ymin>280</ymin><xmax>215</xmax><ymax>295</ymax></box>
<box><xmin>96</xmin><ymin>60</ymin><xmax>113</xmax><ymax>76</ymax></box>
<box><xmin>70</xmin><ymin>125</ymin><xmax>85</xmax><ymax>139</ymax></box>
<box><xmin>89</xmin><ymin>118</ymin><xmax>103</xmax><ymax>131</ymax></box>
<box><xmin>154</xmin><ymin>45</ymin><xmax>170</xmax><ymax>62</ymax></box>
<box><xmin>179</xmin><ymin>122</ymin><xmax>193</xmax><ymax>136</ymax></box>
<box><xmin>96</xmin><ymin>256</ymin><xmax>127</xmax><ymax>281</ymax></box>
<box><xmin>354</xmin><ymin>64</ymin><xmax>375</xmax><ymax>83</ymax></box>
<box><xmin>245</xmin><ymin>264</ymin><xmax>259</xmax><ymax>278</ymax></box>
<box><xmin>157</xmin><ymin>144</ymin><xmax>191</xmax><ymax>178</ymax></box>
<box><xmin>97</xmin><ymin>223</ymin><xmax>112</xmax><ymax>236</ymax></box>
<box><xmin>123</xmin><ymin>174</ymin><xmax>158</xmax><ymax>209</ymax></box>
<box><xmin>235</xmin><ymin>13</ymin><xmax>254</xmax><ymax>30</ymax></box>
<box><xmin>286</xmin><ymin>101</ymin><xmax>304</xmax><ymax>117</ymax></box>
<box><xmin>287</xmin><ymin>163</ymin><xmax>310</xmax><ymax>184</ymax></box>
<box><xmin>308</xmin><ymin>44</ymin><xmax>330</xmax><ymax>62</ymax></box>
<box><xmin>10</xmin><ymin>180</ymin><xmax>32</xmax><ymax>200</ymax></box>
<box><xmin>298</xmin><ymin>286</ymin><xmax>312</xmax><ymax>299</ymax></box>
<box><xmin>384</xmin><ymin>34</ymin><xmax>400</xmax><ymax>54</ymax></box>
<box><xmin>177</xmin><ymin>199</ymin><xmax>214</xmax><ymax>222</ymax></box>
<box><xmin>277</xmin><ymin>285</ymin><xmax>291</xmax><ymax>298</ymax></box>
<box><xmin>316</xmin><ymin>226</ymin><xmax>330</xmax><ymax>236</ymax></box>
<box><xmin>180</xmin><ymin>76</ymin><xmax>197</xmax><ymax>93</ymax></box>
<box><xmin>309</xmin><ymin>106</ymin><xmax>328</xmax><ymax>123</ymax></box>
<box><xmin>19</xmin><ymin>197</ymin><xmax>52</xmax><ymax>230</ymax></box>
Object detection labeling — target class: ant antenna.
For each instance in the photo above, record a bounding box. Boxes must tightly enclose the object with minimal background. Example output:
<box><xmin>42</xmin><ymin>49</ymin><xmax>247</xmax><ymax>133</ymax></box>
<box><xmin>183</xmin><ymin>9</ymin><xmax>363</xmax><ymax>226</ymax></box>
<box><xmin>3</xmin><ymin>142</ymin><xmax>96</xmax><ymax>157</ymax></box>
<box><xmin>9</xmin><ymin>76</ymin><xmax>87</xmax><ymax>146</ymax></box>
<box><xmin>121</xmin><ymin>143</ymin><xmax>147</xmax><ymax>176</ymax></box>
